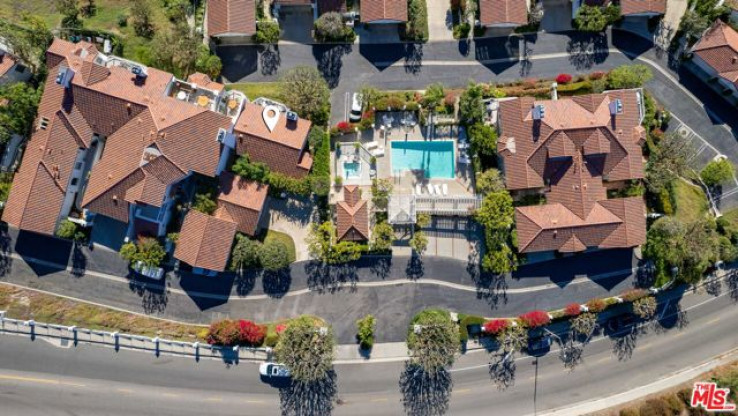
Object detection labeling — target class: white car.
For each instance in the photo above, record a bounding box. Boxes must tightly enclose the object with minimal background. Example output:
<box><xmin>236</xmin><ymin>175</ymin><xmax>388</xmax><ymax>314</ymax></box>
<box><xmin>259</xmin><ymin>362</ymin><xmax>291</xmax><ymax>378</ymax></box>
<box><xmin>348</xmin><ymin>93</ymin><xmax>362</xmax><ymax>122</ymax></box>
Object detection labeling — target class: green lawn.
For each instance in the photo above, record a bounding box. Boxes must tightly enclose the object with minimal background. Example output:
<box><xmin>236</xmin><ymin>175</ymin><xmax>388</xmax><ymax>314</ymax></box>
<box><xmin>227</xmin><ymin>82</ymin><xmax>284</xmax><ymax>101</ymax></box>
<box><xmin>673</xmin><ymin>179</ymin><xmax>709</xmax><ymax>223</ymax></box>
<box><xmin>264</xmin><ymin>230</ymin><xmax>296</xmax><ymax>264</ymax></box>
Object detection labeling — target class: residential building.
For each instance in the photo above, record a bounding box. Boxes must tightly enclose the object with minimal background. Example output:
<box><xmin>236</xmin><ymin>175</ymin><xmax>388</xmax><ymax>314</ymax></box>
<box><xmin>690</xmin><ymin>20</ymin><xmax>738</xmax><ymax>98</ymax></box>
<box><xmin>174</xmin><ymin>172</ymin><xmax>268</xmax><ymax>274</ymax></box>
<box><xmin>478</xmin><ymin>0</ymin><xmax>529</xmax><ymax>28</ymax></box>
<box><xmin>336</xmin><ymin>185</ymin><xmax>369</xmax><ymax>242</ymax></box>
<box><xmin>496</xmin><ymin>90</ymin><xmax>647</xmax><ymax>255</ymax></box>
<box><xmin>571</xmin><ymin>0</ymin><xmax>665</xmax><ymax>18</ymax></box>
<box><xmin>0</xmin><ymin>50</ymin><xmax>31</xmax><ymax>85</ymax></box>
<box><xmin>360</xmin><ymin>0</ymin><xmax>407</xmax><ymax>24</ymax></box>
<box><xmin>3</xmin><ymin>38</ymin><xmax>311</xmax><ymax>249</ymax></box>
<box><xmin>207</xmin><ymin>0</ymin><xmax>257</xmax><ymax>42</ymax></box>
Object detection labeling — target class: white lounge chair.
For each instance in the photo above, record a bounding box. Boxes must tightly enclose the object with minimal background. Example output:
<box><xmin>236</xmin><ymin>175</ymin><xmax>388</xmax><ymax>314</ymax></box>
<box><xmin>442</xmin><ymin>183</ymin><xmax>448</xmax><ymax>196</ymax></box>
<box><xmin>427</xmin><ymin>183</ymin><xmax>435</xmax><ymax>195</ymax></box>
<box><xmin>365</xmin><ymin>141</ymin><xmax>379</xmax><ymax>150</ymax></box>
<box><xmin>416</xmin><ymin>184</ymin><xmax>423</xmax><ymax>195</ymax></box>
<box><xmin>371</xmin><ymin>147</ymin><xmax>385</xmax><ymax>157</ymax></box>
<box><xmin>458</xmin><ymin>156</ymin><xmax>471</xmax><ymax>164</ymax></box>
<box><xmin>434</xmin><ymin>184</ymin><xmax>442</xmax><ymax>195</ymax></box>
<box><xmin>458</xmin><ymin>142</ymin><xmax>470</xmax><ymax>150</ymax></box>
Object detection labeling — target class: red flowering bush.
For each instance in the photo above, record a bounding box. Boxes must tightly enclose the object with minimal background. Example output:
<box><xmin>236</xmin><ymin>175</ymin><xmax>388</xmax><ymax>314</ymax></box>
<box><xmin>556</xmin><ymin>73</ymin><xmax>573</xmax><ymax>84</ymax></box>
<box><xmin>206</xmin><ymin>319</ymin><xmax>241</xmax><ymax>346</ymax></box>
<box><xmin>564</xmin><ymin>303</ymin><xmax>582</xmax><ymax>317</ymax></box>
<box><xmin>239</xmin><ymin>320</ymin><xmax>266</xmax><ymax>345</ymax></box>
<box><xmin>335</xmin><ymin>121</ymin><xmax>355</xmax><ymax>134</ymax></box>
<box><xmin>519</xmin><ymin>310</ymin><xmax>551</xmax><ymax>328</ymax></box>
<box><xmin>443</xmin><ymin>92</ymin><xmax>456</xmax><ymax>107</ymax></box>
<box><xmin>586</xmin><ymin>298</ymin><xmax>607</xmax><ymax>313</ymax></box>
<box><xmin>276</xmin><ymin>323</ymin><xmax>288</xmax><ymax>334</ymax></box>
<box><xmin>483</xmin><ymin>319</ymin><xmax>509</xmax><ymax>334</ymax></box>
<box><xmin>589</xmin><ymin>71</ymin><xmax>606</xmax><ymax>80</ymax></box>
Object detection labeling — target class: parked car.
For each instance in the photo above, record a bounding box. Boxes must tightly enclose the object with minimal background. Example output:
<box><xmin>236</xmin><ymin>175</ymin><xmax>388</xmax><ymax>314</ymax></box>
<box><xmin>259</xmin><ymin>362</ymin><xmax>291</xmax><ymax>378</ymax></box>
<box><xmin>606</xmin><ymin>313</ymin><xmax>638</xmax><ymax>334</ymax></box>
<box><xmin>349</xmin><ymin>93</ymin><xmax>362</xmax><ymax>122</ymax></box>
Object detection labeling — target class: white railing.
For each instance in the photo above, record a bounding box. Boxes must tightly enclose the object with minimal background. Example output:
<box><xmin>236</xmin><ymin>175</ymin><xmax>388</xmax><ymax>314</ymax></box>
<box><xmin>0</xmin><ymin>312</ymin><xmax>270</xmax><ymax>362</ymax></box>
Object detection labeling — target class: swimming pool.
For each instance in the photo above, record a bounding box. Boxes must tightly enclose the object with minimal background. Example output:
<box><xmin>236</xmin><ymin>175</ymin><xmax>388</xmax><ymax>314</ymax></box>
<box><xmin>391</xmin><ymin>140</ymin><xmax>455</xmax><ymax>179</ymax></box>
<box><xmin>344</xmin><ymin>162</ymin><xmax>361</xmax><ymax>178</ymax></box>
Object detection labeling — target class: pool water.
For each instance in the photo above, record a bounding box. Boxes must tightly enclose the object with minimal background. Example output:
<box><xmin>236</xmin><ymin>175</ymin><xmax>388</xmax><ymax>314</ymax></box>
<box><xmin>391</xmin><ymin>140</ymin><xmax>455</xmax><ymax>179</ymax></box>
<box><xmin>344</xmin><ymin>162</ymin><xmax>361</xmax><ymax>178</ymax></box>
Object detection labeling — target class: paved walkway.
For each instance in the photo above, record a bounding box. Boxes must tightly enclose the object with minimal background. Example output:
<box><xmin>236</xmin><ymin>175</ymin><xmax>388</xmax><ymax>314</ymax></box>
<box><xmin>426</xmin><ymin>0</ymin><xmax>455</xmax><ymax>41</ymax></box>
<box><xmin>262</xmin><ymin>196</ymin><xmax>314</xmax><ymax>261</ymax></box>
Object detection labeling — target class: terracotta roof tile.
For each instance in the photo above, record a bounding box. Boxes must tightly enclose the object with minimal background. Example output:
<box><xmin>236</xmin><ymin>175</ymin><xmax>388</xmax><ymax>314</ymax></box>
<box><xmin>208</xmin><ymin>0</ymin><xmax>257</xmax><ymax>36</ymax></box>
<box><xmin>336</xmin><ymin>186</ymin><xmax>369</xmax><ymax>241</ymax></box>
<box><xmin>693</xmin><ymin>21</ymin><xmax>738</xmax><ymax>88</ymax></box>
<box><xmin>360</xmin><ymin>0</ymin><xmax>407</xmax><ymax>22</ymax></box>
<box><xmin>174</xmin><ymin>210</ymin><xmax>237</xmax><ymax>272</ymax></box>
<box><xmin>215</xmin><ymin>172</ymin><xmax>268</xmax><ymax>235</ymax></box>
<box><xmin>187</xmin><ymin>72</ymin><xmax>224</xmax><ymax>92</ymax></box>
<box><xmin>0</xmin><ymin>53</ymin><xmax>19</xmax><ymax>79</ymax></box>
<box><xmin>479</xmin><ymin>0</ymin><xmax>528</xmax><ymax>26</ymax></box>
<box><xmin>620</xmin><ymin>0</ymin><xmax>666</xmax><ymax>15</ymax></box>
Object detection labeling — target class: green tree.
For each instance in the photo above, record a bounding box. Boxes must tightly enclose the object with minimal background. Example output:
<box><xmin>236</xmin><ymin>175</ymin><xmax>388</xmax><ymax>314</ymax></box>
<box><xmin>632</xmin><ymin>296</ymin><xmax>657</xmax><ymax>320</ymax></box>
<box><xmin>230</xmin><ymin>234</ymin><xmax>262</xmax><ymax>272</ymax></box>
<box><xmin>680</xmin><ymin>10</ymin><xmax>709</xmax><ymax>40</ymax></box>
<box><xmin>475</xmin><ymin>191</ymin><xmax>514</xmax><ymax>230</ymax></box>
<box><xmin>573</xmin><ymin>5</ymin><xmax>608</xmax><ymax>32</ymax></box>
<box><xmin>254</xmin><ymin>21</ymin><xmax>280</xmax><ymax>44</ymax></box>
<box><xmin>231</xmin><ymin>155</ymin><xmax>270</xmax><ymax>183</ymax></box>
<box><xmin>81</xmin><ymin>0</ymin><xmax>96</xmax><ymax>17</ymax></box>
<box><xmin>356</xmin><ymin>314</ymin><xmax>376</xmax><ymax>349</ymax></box>
<box><xmin>405</xmin><ymin>0</ymin><xmax>429</xmax><ymax>42</ymax></box>
<box><xmin>701</xmin><ymin>159</ymin><xmax>734</xmax><ymax>187</ymax></box>
<box><xmin>163</xmin><ymin>0</ymin><xmax>189</xmax><ymax>23</ymax></box>
<box><xmin>56</xmin><ymin>219</ymin><xmax>78</xmax><ymax>239</ymax></box>
<box><xmin>475</xmin><ymin>191</ymin><xmax>518</xmax><ymax>274</ymax></box>
<box><xmin>570</xmin><ymin>312</ymin><xmax>597</xmax><ymax>338</ymax></box>
<box><xmin>603</xmin><ymin>4</ymin><xmax>621</xmax><ymax>24</ymax></box>
<box><xmin>307</xmin><ymin>222</ymin><xmax>363</xmax><ymax>264</ymax></box>
<box><xmin>475</xmin><ymin>168</ymin><xmax>506</xmax><ymax>194</ymax></box>
<box><xmin>330</xmin><ymin>241</ymin><xmax>363</xmax><ymax>264</ymax></box>
<box><xmin>120</xmin><ymin>237</ymin><xmax>166</xmax><ymax>268</ymax></box>
<box><xmin>645</xmin><ymin>132</ymin><xmax>692</xmax><ymax>194</ymax></box>
<box><xmin>468</xmin><ymin>123</ymin><xmax>498</xmax><ymax>157</ymax></box>
<box><xmin>406</xmin><ymin>309</ymin><xmax>458</xmax><ymax>373</ymax></box>
<box><xmin>422</xmin><ymin>83</ymin><xmax>445</xmax><ymax>108</ymax></box>
<box><xmin>409</xmin><ymin>230</ymin><xmax>428</xmax><ymax>255</ymax></box>
<box><xmin>497</xmin><ymin>323</ymin><xmax>527</xmax><ymax>354</ymax></box>
<box><xmin>279</xmin><ymin>66</ymin><xmax>331</xmax><ymax>124</ymax></box>
<box><xmin>314</xmin><ymin>12</ymin><xmax>353</xmax><ymax>41</ymax></box>
<box><xmin>308</xmin><ymin>125</ymin><xmax>325</xmax><ymax>152</ymax></box>
<box><xmin>606</xmin><ymin>64</ymin><xmax>653</xmax><ymax>89</ymax></box>
<box><xmin>274</xmin><ymin>316</ymin><xmax>335</xmax><ymax>382</ymax></box>
<box><xmin>192</xmin><ymin>192</ymin><xmax>216</xmax><ymax>215</ymax></box>
<box><xmin>130</xmin><ymin>0</ymin><xmax>154</xmax><ymax>38</ymax></box>
<box><xmin>0</xmin><ymin>83</ymin><xmax>42</xmax><ymax>144</ymax></box>
<box><xmin>416</xmin><ymin>213</ymin><xmax>431</xmax><ymax>228</ymax></box>
<box><xmin>371</xmin><ymin>221</ymin><xmax>395</xmax><ymax>252</ymax></box>
<box><xmin>56</xmin><ymin>0</ymin><xmax>82</xmax><ymax>29</ymax></box>
<box><xmin>195</xmin><ymin>48</ymin><xmax>223</xmax><ymax>79</ymax></box>
<box><xmin>0</xmin><ymin>15</ymin><xmax>53</xmax><ymax>74</ymax></box>
<box><xmin>259</xmin><ymin>239</ymin><xmax>291</xmax><ymax>271</ymax></box>
<box><xmin>371</xmin><ymin>178</ymin><xmax>393</xmax><ymax>210</ymax></box>
<box><xmin>459</xmin><ymin>82</ymin><xmax>485</xmax><ymax>124</ymax></box>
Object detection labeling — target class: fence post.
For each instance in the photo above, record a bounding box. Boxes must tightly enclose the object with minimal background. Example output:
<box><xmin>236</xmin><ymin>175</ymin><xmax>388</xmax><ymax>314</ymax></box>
<box><xmin>0</xmin><ymin>311</ymin><xmax>5</xmax><ymax>331</ymax></box>
<box><xmin>193</xmin><ymin>342</ymin><xmax>200</xmax><ymax>362</ymax></box>
<box><xmin>26</xmin><ymin>319</ymin><xmax>35</xmax><ymax>340</ymax></box>
<box><xmin>152</xmin><ymin>337</ymin><xmax>160</xmax><ymax>357</ymax></box>
<box><xmin>68</xmin><ymin>326</ymin><xmax>77</xmax><ymax>346</ymax></box>
<box><xmin>112</xmin><ymin>332</ymin><xmax>119</xmax><ymax>351</ymax></box>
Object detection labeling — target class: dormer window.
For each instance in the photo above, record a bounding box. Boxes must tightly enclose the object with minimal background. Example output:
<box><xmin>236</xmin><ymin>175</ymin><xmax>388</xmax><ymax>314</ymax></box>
<box><xmin>39</xmin><ymin>117</ymin><xmax>50</xmax><ymax>130</ymax></box>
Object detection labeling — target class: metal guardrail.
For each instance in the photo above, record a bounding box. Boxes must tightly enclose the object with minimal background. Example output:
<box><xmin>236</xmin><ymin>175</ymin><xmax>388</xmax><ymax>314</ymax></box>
<box><xmin>0</xmin><ymin>312</ymin><xmax>270</xmax><ymax>362</ymax></box>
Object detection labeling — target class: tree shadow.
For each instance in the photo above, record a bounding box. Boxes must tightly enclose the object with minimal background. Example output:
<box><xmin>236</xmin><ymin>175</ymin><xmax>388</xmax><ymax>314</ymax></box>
<box><xmin>405</xmin><ymin>255</ymin><xmax>425</xmax><ymax>280</ymax></box>
<box><xmin>488</xmin><ymin>352</ymin><xmax>516</xmax><ymax>390</ymax></box>
<box><xmin>566</xmin><ymin>32</ymin><xmax>609</xmax><ymax>71</ymax></box>
<box><xmin>704</xmin><ymin>274</ymin><xmax>722</xmax><ymax>297</ymax></box>
<box><xmin>458</xmin><ymin>38</ymin><xmax>470</xmax><ymax>57</ymax></box>
<box><xmin>313</xmin><ymin>44</ymin><xmax>353</xmax><ymax>88</ymax></box>
<box><xmin>279</xmin><ymin>369</ymin><xmax>338</xmax><ymax>416</ymax></box>
<box><xmin>234</xmin><ymin>269</ymin><xmax>257</xmax><ymax>296</ymax></box>
<box><xmin>70</xmin><ymin>242</ymin><xmax>87</xmax><ymax>277</ymax></box>
<box><xmin>404</xmin><ymin>43</ymin><xmax>423</xmax><ymax>75</ymax></box>
<box><xmin>399</xmin><ymin>364</ymin><xmax>453</xmax><ymax>416</ymax></box>
<box><xmin>262</xmin><ymin>268</ymin><xmax>292</xmax><ymax>298</ymax></box>
<box><xmin>304</xmin><ymin>261</ymin><xmax>359</xmax><ymax>293</ymax></box>
<box><xmin>260</xmin><ymin>45</ymin><xmax>282</xmax><ymax>76</ymax></box>
<box><xmin>369</xmin><ymin>257</ymin><xmax>392</xmax><ymax>280</ymax></box>
<box><xmin>128</xmin><ymin>277</ymin><xmax>169</xmax><ymax>314</ymax></box>
<box><xmin>727</xmin><ymin>270</ymin><xmax>738</xmax><ymax>302</ymax></box>
<box><xmin>611</xmin><ymin>327</ymin><xmax>641</xmax><ymax>361</ymax></box>
<box><xmin>0</xmin><ymin>223</ymin><xmax>13</xmax><ymax>277</ymax></box>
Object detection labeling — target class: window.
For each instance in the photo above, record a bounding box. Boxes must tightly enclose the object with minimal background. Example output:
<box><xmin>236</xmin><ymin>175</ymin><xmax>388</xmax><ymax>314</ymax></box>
<box><xmin>70</xmin><ymin>178</ymin><xmax>79</xmax><ymax>186</ymax></box>
<box><xmin>38</xmin><ymin>117</ymin><xmax>49</xmax><ymax>130</ymax></box>
<box><xmin>75</xmin><ymin>162</ymin><xmax>82</xmax><ymax>170</ymax></box>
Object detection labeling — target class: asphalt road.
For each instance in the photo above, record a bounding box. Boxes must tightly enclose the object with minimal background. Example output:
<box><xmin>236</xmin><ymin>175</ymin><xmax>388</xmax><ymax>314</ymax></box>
<box><xmin>1</xmin><ymin>277</ymin><xmax>736</xmax><ymax>415</ymax></box>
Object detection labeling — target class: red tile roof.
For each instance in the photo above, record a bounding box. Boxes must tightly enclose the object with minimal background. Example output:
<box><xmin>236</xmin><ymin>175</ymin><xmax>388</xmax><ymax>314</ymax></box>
<box><xmin>187</xmin><ymin>72</ymin><xmax>224</xmax><ymax>92</ymax></box>
<box><xmin>620</xmin><ymin>0</ymin><xmax>666</xmax><ymax>15</ymax></box>
<box><xmin>360</xmin><ymin>0</ymin><xmax>407</xmax><ymax>23</ymax></box>
<box><xmin>216</xmin><ymin>171</ymin><xmax>268</xmax><ymax>235</ymax></box>
<box><xmin>479</xmin><ymin>0</ymin><xmax>528</xmax><ymax>27</ymax></box>
<box><xmin>174</xmin><ymin>210</ymin><xmax>237</xmax><ymax>272</ymax></box>
<box><xmin>336</xmin><ymin>185</ymin><xmax>369</xmax><ymax>241</ymax></box>
<box><xmin>0</xmin><ymin>53</ymin><xmax>19</xmax><ymax>79</ymax></box>
<box><xmin>498</xmin><ymin>91</ymin><xmax>646</xmax><ymax>254</ymax></box>
<box><xmin>693</xmin><ymin>21</ymin><xmax>738</xmax><ymax>89</ymax></box>
<box><xmin>207</xmin><ymin>0</ymin><xmax>257</xmax><ymax>36</ymax></box>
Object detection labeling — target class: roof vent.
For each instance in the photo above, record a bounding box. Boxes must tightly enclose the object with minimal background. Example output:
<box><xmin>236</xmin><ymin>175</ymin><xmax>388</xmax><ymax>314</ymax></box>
<box><xmin>262</xmin><ymin>105</ymin><xmax>280</xmax><ymax>132</ymax></box>
<box><xmin>609</xmin><ymin>98</ymin><xmax>623</xmax><ymax>115</ymax></box>
<box><xmin>532</xmin><ymin>104</ymin><xmax>545</xmax><ymax>120</ymax></box>
<box><xmin>131</xmin><ymin>65</ymin><xmax>147</xmax><ymax>80</ymax></box>
<box><xmin>286</xmin><ymin>111</ymin><xmax>298</xmax><ymax>122</ymax></box>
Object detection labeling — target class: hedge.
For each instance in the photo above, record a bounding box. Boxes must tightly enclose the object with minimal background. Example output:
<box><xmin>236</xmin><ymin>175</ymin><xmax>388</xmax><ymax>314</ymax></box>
<box><xmin>458</xmin><ymin>314</ymin><xmax>485</xmax><ymax>343</ymax></box>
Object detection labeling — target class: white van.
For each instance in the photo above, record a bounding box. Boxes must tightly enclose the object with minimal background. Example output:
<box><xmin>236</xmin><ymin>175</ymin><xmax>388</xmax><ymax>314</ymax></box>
<box><xmin>349</xmin><ymin>93</ymin><xmax>362</xmax><ymax>122</ymax></box>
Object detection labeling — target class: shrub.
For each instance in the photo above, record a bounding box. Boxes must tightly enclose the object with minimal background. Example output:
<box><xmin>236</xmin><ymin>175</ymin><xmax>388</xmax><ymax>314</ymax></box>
<box><xmin>607</xmin><ymin>64</ymin><xmax>653</xmax><ymax>89</ymax></box>
<box><xmin>482</xmin><ymin>319</ymin><xmax>509</xmax><ymax>334</ymax></box>
<box><xmin>314</xmin><ymin>12</ymin><xmax>354</xmax><ymax>42</ymax></box>
<box><xmin>518</xmin><ymin>310</ymin><xmax>551</xmax><ymax>328</ymax></box>
<box><xmin>443</xmin><ymin>92</ymin><xmax>456</xmax><ymax>107</ymax></box>
<box><xmin>458</xmin><ymin>314</ymin><xmax>485</xmax><ymax>342</ymax></box>
<box><xmin>701</xmin><ymin>158</ymin><xmax>735</xmax><ymax>187</ymax></box>
<box><xmin>239</xmin><ymin>320</ymin><xmax>266</xmax><ymax>345</ymax></box>
<box><xmin>564</xmin><ymin>303</ymin><xmax>582</xmax><ymax>317</ymax></box>
<box><xmin>356</xmin><ymin>314</ymin><xmax>376</xmax><ymax>349</ymax></box>
<box><xmin>254</xmin><ymin>21</ymin><xmax>280</xmax><ymax>44</ymax></box>
<box><xmin>620</xmin><ymin>288</ymin><xmax>648</xmax><ymax>302</ymax></box>
<box><xmin>556</xmin><ymin>73</ymin><xmax>573</xmax><ymax>84</ymax></box>
<box><xmin>632</xmin><ymin>296</ymin><xmax>658</xmax><ymax>320</ymax></box>
<box><xmin>206</xmin><ymin>319</ymin><xmax>241</xmax><ymax>346</ymax></box>
<box><xmin>586</xmin><ymin>298</ymin><xmax>607</xmax><ymax>313</ymax></box>
<box><xmin>56</xmin><ymin>219</ymin><xmax>78</xmax><ymax>239</ymax></box>
<box><xmin>589</xmin><ymin>71</ymin><xmax>606</xmax><ymax>80</ymax></box>
<box><xmin>259</xmin><ymin>239</ymin><xmax>291</xmax><ymax>271</ymax></box>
